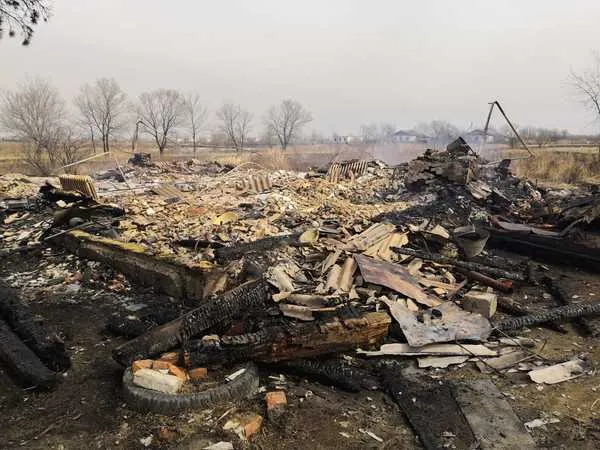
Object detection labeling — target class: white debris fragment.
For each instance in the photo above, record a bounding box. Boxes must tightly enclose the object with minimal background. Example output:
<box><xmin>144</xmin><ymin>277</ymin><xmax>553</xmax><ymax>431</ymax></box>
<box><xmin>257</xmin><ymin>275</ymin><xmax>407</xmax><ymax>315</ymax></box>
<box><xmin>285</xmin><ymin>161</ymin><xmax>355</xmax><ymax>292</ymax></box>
<box><xmin>524</xmin><ymin>417</ymin><xmax>560</xmax><ymax>430</ymax></box>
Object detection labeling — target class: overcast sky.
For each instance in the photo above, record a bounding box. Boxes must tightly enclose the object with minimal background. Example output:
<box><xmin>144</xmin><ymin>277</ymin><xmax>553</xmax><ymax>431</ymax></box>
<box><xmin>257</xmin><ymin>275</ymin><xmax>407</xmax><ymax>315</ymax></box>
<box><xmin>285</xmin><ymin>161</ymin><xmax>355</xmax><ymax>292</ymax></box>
<box><xmin>2</xmin><ymin>0</ymin><xmax>600</xmax><ymax>135</ymax></box>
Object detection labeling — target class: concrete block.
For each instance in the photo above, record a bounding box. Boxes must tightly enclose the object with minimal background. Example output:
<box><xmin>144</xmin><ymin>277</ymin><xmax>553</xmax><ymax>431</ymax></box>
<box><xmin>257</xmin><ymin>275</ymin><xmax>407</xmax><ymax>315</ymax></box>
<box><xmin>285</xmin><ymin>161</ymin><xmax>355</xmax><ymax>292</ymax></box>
<box><xmin>462</xmin><ymin>291</ymin><xmax>497</xmax><ymax>318</ymax></box>
<box><xmin>133</xmin><ymin>368</ymin><xmax>183</xmax><ymax>394</ymax></box>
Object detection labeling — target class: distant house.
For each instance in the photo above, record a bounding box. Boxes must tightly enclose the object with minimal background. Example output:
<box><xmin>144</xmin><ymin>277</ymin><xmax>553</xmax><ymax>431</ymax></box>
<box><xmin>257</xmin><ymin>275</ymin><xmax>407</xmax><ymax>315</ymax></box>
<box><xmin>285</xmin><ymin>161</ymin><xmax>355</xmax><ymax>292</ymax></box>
<box><xmin>333</xmin><ymin>134</ymin><xmax>360</xmax><ymax>144</ymax></box>
<box><xmin>392</xmin><ymin>130</ymin><xmax>429</xmax><ymax>143</ymax></box>
<box><xmin>463</xmin><ymin>129</ymin><xmax>509</xmax><ymax>145</ymax></box>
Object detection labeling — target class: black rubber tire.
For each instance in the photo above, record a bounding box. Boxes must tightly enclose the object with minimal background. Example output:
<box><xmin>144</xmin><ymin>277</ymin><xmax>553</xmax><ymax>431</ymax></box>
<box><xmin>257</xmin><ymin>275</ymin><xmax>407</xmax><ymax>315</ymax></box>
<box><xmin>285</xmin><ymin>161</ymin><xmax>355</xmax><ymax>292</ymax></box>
<box><xmin>122</xmin><ymin>362</ymin><xmax>259</xmax><ymax>415</ymax></box>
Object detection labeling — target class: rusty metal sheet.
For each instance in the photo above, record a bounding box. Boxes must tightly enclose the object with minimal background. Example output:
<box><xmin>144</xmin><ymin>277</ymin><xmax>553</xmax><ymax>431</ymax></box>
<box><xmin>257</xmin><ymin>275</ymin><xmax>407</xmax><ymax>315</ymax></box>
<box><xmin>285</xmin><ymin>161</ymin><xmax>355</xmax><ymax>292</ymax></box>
<box><xmin>355</xmin><ymin>254</ymin><xmax>441</xmax><ymax>307</ymax></box>
<box><xmin>235</xmin><ymin>174</ymin><xmax>273</xmax><ymax>193</ymax></box>
<box><xmin>58</xmin><ymin>175</ymin><xmax>98</xmax><ymax>200</ymax></box>
<box><xmin>327</xmin><ymin>160</ymin><xmax>369</xmax><ymax>183</ymax></box>
<box><xmin>383</xmin><ymin>299</ymin><xmax>492</xmax><ymax>347</ymax></box>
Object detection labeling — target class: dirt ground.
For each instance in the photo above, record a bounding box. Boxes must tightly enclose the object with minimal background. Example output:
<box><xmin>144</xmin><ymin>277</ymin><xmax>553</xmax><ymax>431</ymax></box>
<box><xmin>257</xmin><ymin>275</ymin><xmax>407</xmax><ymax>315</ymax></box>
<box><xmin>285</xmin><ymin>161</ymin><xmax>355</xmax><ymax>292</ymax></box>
<box><xmin>1</xmin><ymin>247</ymin><xmax>600</xmax><ymax>450</ymax></box>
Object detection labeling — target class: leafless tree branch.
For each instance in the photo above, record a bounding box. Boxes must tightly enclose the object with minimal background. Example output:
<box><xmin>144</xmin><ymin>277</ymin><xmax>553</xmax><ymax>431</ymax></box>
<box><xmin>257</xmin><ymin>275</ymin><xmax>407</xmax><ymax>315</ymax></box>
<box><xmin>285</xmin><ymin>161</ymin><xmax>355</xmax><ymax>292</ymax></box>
<box><xmin>0</xmin><ymin>0</ymin><xmax>50</xmax><ymax>45</ymax></box>
<box><xmin>137</xmin><ymin>89</ymin><xmax>184</xmax><ymax>154</ymax></box>
<box><xmin>74</xmin><ymin>78</ymin><xmax>129</xmax><ymax>153</ymax></box>
<box><xmin>216</xmin><ymin>103</ymin><xmax>252</xmax><ymax>152</ymax></box>
<box><xmin>265</xmin><ymin>99</ymin><xmax>312</xmax><ymax>150</ymax></box>
<box><xmin>182</xmin><ymin>92</ymin><xmax>207</xmax><ymax>156</ymax></box>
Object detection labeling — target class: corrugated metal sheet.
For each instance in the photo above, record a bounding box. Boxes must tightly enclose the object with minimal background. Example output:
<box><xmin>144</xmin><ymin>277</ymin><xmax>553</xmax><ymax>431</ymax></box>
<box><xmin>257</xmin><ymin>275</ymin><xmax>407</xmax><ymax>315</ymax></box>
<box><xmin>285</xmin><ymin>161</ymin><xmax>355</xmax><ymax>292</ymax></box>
<box><xmin>235</xmin><ymin>174</ymin><xmax>272</xmax><ymax>193</ymax></box>
<box><xmin>59</xmin><ymin>174</ymin><xmax>98</xmax><ymax>200</ymax></box>
<box><xmin>327</xmin><ymin>160</ymin><xmax>369</xmax><ymax>183</ymax></box>
<box><xmin>151</xmin><ymin>184</ymin><xmax>182</xmax><ymax>198</ymax></box>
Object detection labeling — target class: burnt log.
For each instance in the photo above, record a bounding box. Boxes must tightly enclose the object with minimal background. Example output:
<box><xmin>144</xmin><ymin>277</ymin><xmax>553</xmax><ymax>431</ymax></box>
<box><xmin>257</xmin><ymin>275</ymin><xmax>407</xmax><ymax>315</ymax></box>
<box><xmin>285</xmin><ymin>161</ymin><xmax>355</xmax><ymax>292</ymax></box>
<box><xmin>112</xmin><ymin>279</ymin><xmax>270</xmax><ymax>366</ymax></box>
<box><xmin>214</xmin><ymin>233</ymin><xmax>303</xmax><ymax>263</ymax></box>
<box><xmin>382</xmin><ymin>369</ymin><xmax>477</xmax><ymax>450</ymax></box>
<box><xmin>542</xmin><ymin>276</ymin><xmax>600</xmax><ymax>337</ymax></box>
<box><xmin>189</xmin><ymin>312</ymin><xmax>391</xmax><ymax>366</ymax></box>
<box><xmin>456</xmin><ymin>269</ymin><xmax>513</xmax><ymax>293</ymax></box>
<box><xmin>0</xmin><ymin>287</ymin><xmax>70</xmax><ymax>372</ymax></box>
<box><xmin>273</xmin><ymin>358</ymin><xmax>380</xmax><ymax>392</ymax></box>
<box><xmin>392</xmin><ymin>247</ymin><xmax>526</xmax><ymax>281</ymax></box>
<box><xmin>487</xmin><ymin>228</ymin><xmax>600</xmax><ymax>272</ymax></box>
<box><xmin>493</xmin><ymin>301</ymin><xmax>600</xmax><ymax>332</ymax></box>
<box><xmin>0</xmin><ymin>319</ymin><xmax>58</xmax><ymax>390</ymax></box>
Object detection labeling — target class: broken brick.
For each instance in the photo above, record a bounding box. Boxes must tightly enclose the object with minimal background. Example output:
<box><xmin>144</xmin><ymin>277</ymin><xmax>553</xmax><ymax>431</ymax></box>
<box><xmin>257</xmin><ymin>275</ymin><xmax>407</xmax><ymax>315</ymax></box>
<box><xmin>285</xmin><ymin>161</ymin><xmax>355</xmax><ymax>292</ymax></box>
<box><xmin>266</xmin><ymin>391</ymin><xmax>287</xmax><ymax>409</ymax></box>
<box><xmin>132</xmin><ymin>359</ymin><xmax>153</xmax><ymax>373</ymax></box>
<box><xmin>188</xmin><ymin>367</ymin><xmax>208</xmax><ymax>382</ymax></box>
<box><xmin>243</xmin><ymin>414</ymin><xmax>263</xmax><ymax>440</ymax></box>
<box><xmin>159</xmin><ymin>351</ymin><xmax>190</xmax><ymax>367</ymax></box>
<box><xmin>265</xmin><ymin>391</ymin><xmax>287</xmax><ymax>421</ymax></box>
<box><xmin>168</xmin><ymin>364</ymin><xmax>188</xmax><ymax>382</ymax></box>
<box><xmin>151</xmin><ymin>360</ymin><xmax>171</xmax><ymax>370</ymax></box>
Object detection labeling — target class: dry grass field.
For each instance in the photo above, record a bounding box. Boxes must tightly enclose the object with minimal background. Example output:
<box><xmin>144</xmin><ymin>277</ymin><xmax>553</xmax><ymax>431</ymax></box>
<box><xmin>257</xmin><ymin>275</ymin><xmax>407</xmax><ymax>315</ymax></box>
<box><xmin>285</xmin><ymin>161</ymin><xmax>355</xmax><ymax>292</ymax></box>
<box><xmin>2</xmin><ymin>140</ymin><xmax>600</xmax><ymax>187</ymax></box>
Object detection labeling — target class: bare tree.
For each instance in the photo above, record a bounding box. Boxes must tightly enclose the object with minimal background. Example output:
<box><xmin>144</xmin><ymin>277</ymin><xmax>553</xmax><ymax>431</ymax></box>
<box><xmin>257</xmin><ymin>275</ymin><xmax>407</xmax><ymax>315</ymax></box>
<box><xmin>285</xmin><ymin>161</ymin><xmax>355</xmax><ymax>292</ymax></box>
<box><xmin>570</xmin><ymin>53</ymin><xmax>600</xmax><ymax>150</ymax></box>
<box><xmin>0</xmin><ymin>0</ymin><xmax>50</xmax><ymax>45</ymax></box>
<box><xmin>520</xmin><ymin>126</ymin><xmax>561</xmax><ymax>148</ymax></box>
<box><xmin>74</xmin><ymin>78</ymin><xmax>128</xmax><ymax>153</ymax></box>
<box><xmin>359</xmin><ymin>123</ymin><xmax>378</xmax><ymax>143</ymax></box>
<box><xmin>181</xmin><ymin>92</ymin><xmax>207</xmax><ymax>156</ymax></box>
<box><xmin>265</xmin><ymin>99</ymin><xmax>312</xmax><ymax>150</ymax></box>
<box><xmin>414</xmin><ymin>120</ymin><xmax>460</xmax><ymax>147</ymax></box>
<box><xmin>216</xmin><ymin>103</ymin><xmax>252</xmax><ymax>152</ymax></box>
<box><xmin>570</xmin><ymin>53</ymin><xmax>600</xmax><ymax>125</ymax></box>
<box><xmin>137</xmin><ymin>89</ymin><xmax>184</xmax><ymax>154</ymax></box>
<box><xmin>379</xmin><ymin>123</ymin><xmax>396</xmax><ymax>144</ymax></box>
<box><xmin>0</xmin><ymin>78</ymin><xmax>87</xmax><ymax>174</ymax></box>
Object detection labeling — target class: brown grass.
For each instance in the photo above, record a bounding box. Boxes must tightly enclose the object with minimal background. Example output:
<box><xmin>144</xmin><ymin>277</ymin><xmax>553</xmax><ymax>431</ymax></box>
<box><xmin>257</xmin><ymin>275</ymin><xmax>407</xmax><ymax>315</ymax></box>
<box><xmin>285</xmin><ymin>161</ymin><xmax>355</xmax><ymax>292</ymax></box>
<box><xmin>508</xmin><ymin>150</ymin><xmax>600</xmax><ymax>185</ymax></box>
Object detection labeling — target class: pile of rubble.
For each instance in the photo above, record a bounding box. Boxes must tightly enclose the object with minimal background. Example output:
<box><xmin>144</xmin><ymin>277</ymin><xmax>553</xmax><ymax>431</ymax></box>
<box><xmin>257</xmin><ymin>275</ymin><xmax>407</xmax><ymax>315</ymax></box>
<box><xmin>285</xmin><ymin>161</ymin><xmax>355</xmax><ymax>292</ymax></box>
<box><xmin>2</xmin><ymin>140</ymin><xmax>600</xmax><ymax>448</ymax></box>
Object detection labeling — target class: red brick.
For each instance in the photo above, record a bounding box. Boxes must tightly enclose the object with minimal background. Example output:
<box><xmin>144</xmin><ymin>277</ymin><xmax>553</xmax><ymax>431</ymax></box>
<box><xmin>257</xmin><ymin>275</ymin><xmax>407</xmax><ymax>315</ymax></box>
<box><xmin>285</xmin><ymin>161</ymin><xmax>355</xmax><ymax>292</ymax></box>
<box><xmin>168</xmin><ymin>364</ymin><xmax>188</xmax><ymax>382</ymax></box>
<box><xmin>265</xmin><ymin>391</ymin><xmax>287</xmax><ymax>409</ymax></box>
<box><xmin>131</xmin><ymin>359</ymin><xmax>153</xmax><ymax>373</ymax></box>
<box><xmin>243</xmin><ymin>415</ymin><xmax>263</xmax><ymax>440</ymax></box>
<box><xmin>188</xmin><ymin>367</ymin><xmax>208</xmax><ymax>382</ymax></box>
<box><xmin>158</xmin><ymin>351</ymin><xmax>190</xmax><ymax>367</ymax></box>
<box><xmin>152</xmin><ymin>360</ymin><xmax>171</xmax><ymax>370</ymax></box>
<box><xmin>158</xmin><ymin>427</ymin><xmax>179</xmax><ymax>441</ymax></box>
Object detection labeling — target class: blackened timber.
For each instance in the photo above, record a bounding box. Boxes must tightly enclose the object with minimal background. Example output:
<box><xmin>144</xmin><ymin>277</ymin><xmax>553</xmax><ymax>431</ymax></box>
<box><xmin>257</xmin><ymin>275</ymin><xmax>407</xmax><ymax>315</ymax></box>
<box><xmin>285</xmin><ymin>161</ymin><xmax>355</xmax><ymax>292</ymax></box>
<box><xmin>112</xmin><ymin>279</ymin><xmax>270</xmax><ymax>366</ymax></box>
<box><xmin>542</xmin><ymin>276</ymin><xmax>600</xmax><ymax>336</ymax></box>
<box><xmin>382</xmin><ymin>369</ymin><xmax>476</xmax><ymax>450</ymax></box>
<box><xmin>493</xmin><ymin>301</ymin><xmax>600</xmax><ymax>332</ymax></box>
<box><xmin>456</xmin><ymin>269</ymin><xmax>513</xmax><ymax>293</ymax></box>
<box><xmin>392</xmin><ymin>247</ymin><xmax>526</xmax><ymax>280</ymax></box>
<box><xmin>0</xmin><ymin>319</ymin><xmax>58</xmax><ymax>390</ymax></box>
<box><xmin>214</xmin><ymin>234</ymin><xmax>303</xmax><ymax>263</ymax></box>
<box><xmin>273</xmin><ymin>358</ymin><xmax>380</xmax><ymax>392</ymax></box>
<box><xmin>0</xmin><ymin>286</ymin><xmax>70</xmax><ymax>372</ymax></box>
<box><xmin>487</xmin><ymin>228</ymin><xmax>600</xmax><ymax>272</ymax></box>
<box><xmin>189</xmin><ymin>312</ymin><xmax>391</xmax><ymax>366</ymax></box>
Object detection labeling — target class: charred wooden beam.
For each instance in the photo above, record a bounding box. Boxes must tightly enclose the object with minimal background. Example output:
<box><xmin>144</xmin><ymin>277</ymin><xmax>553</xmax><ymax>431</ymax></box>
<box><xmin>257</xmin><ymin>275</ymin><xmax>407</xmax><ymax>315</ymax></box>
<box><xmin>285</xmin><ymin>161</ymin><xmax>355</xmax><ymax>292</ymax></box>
<box><xmin>542</xmin><ymin>276</ymin><xmax>600</xmax><ymax>337</ymax></box>
<box><xmin>497</xmin><ymin>296</ymin><xmax>568</xmax><ymax>334</ymax></box>
<box><xmin>392</xmin><ymin>247</ymin><xmax>526</xmax><ymax>281</ymax></box>
<box><xmin>382</xmin><ymin>369</ymin><xmax>477</xmax><ymax>450</ymax></box>
<box><xmin>56</xmin><ymin>230</ymin><xmax>226</xmax><ymax>299</ymax></box>
<box><xmin>214</xmin><ymin>233</ymin><xmax>302</xmax><ymax>263</ymax></box>
<box><xmin>0</xmin><ymin>287</ymin><xmax>70</xmax><ymax>372</ymax></box>
<box><xmin>0</xmin><ymin>319</ymin><xmax>58</xmax><ymax>390</ymax></box>
<box><xmin>486</xmin><ymin>228</ymin><xmax>600</xmax><ymax>272</ymax></box>
<box><xmin>189</xmin><ymin>312</ymin><xmax>391</xmax><ymax>366</ymax></box>
<box><xmin>112</xmin><ymin>279</ymin><xmax>270</xmax><ymax>366</ymax></box>
<box><xmin>493</xmin><ymin>301</ymin><xmax>600</xmax><ymax>332</ymax></box>
<box><xmin>273</xmin><ymin>358</ymin><xmax>380</xmax><ymax>392</ymax></box>
<box><xmin>456</xmin><ymin>269</ymin><xmax>513</xmax><ymax>293</ymax></box>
